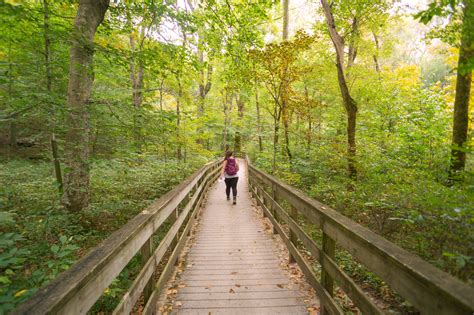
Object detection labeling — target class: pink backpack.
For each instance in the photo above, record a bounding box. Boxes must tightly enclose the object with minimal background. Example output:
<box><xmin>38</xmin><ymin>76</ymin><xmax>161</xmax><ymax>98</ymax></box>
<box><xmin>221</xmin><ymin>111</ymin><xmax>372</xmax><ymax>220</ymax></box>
<box><xmin>225</xmin><ymin>158</ymin><xmax>237</xmax><ymax>175</ymax></box>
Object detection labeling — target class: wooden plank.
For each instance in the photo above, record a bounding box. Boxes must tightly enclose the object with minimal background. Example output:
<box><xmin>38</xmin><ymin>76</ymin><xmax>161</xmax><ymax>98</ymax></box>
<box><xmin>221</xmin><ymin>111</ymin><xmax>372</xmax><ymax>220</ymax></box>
<box><xmin>174</xmin><ymin>297</ymin><xmax>304</xmax><ymax>308</ymax></box>
<box><xmin>181</xmin><ymin>270</ymin><xmax>286</xmax><ymax>277</ymax></box>
<box><xmin>249</xmin><ymin>164</ymin><xmax>474</xmax><ymax>315</ymax></box>
<box><xmin>176</xmin><ymin>290</ymin><xmax>304</xmax><ymax>300</ymax></box>
<box><xmin>186</xmin><ymin>264</ymin><xmax>282</xmax><ymax>271</ymax></box>
<box><xmin>181</xmin><ymin>274</ymin><xmax>290</xmax><ymax>281</ymax></box>
<box><xmin>176</xmin><ymin>306</ymin><xmax>307</xmax><ymax>315</ymax></box>
<box><xmin>177</xmin><ymin>285</ymin><xmax>302</xmax><ymax>294</ymax></box>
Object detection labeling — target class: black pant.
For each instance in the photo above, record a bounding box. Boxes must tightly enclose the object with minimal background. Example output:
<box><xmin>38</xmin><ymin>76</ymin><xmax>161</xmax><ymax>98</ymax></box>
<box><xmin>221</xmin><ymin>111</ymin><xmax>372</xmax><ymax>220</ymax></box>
<box><xmin>224</xmin><ymin>177</ymin><xmax>238</xmax><ymax>197</ymax></box>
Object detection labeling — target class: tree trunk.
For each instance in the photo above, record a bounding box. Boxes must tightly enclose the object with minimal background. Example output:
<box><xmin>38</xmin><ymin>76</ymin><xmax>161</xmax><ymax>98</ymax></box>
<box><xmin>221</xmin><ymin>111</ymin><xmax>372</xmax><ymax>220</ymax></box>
<box><xmin>321</xmin><ymin>0</ymin><xmax>358</xmax><ymax>180</ymax></box>
<box><xmin>272</xmin><ymin>104</ymin><xmax>282</xmax><ymax>174</ymax></box>
<box><xmin>9</xmin><ymin>122</ymin><xmax>17</xmax><ymax>148</ymax></box>
<box><xmin>44</xmin><ymin>0</ymin><xmax>63</xmax><ymax>191</ymax></box>
<box><xmin>223</xmin><ymin>90</ymin><xmax>234</xmax><ymax>150</ymax></box>
<box><xmin>281</xmin><ymin>0</ymin><xmax>292</xmax><ymax>161</ymax></box>
<box><xmin>61</xmin><ymin>0</ymin><xmax>109</xmax><ymax>212</ymax></box>
<box><xmin>130</xmin><ymin>35</ymin><xmax>144</xmax><ymax>152</ymax></box>
<box><xmin>372</xmin><ymin>32</ymin><xmax>381</xmax><ymax>73</ymax></box>
<box><xmin>449</xmin><ymin>0</ymin><xmax>473</xmax><ymax>180</ymax></box>
<box><xmin>198</xmin><ymin>49</ymin><xmax>212</xmax><ymax>116</ymax></box>
<box><xmin>347</xmin><ymin>17</ymin><xmax>358</xmax><ymax>69</ymax></box>
<box><xmin>255</xmin><ymin>82</ymin><xmax>263</xmax><ymax>152</ymax></box>
<box><xmin>282</xmin><ymin>0</ymin><xmax>289</xmax><ymax>40</ymax></box>
<box><xmin>234</xmin><ymin>94</ymin><xmax>244</xmax><ymax>154</ymax></box>
<box><xmin>305</xmin><ymin>85</ymin><xmax>312</xmax><ymax>155</ymax></box>
<box><xmin>273</xmin><ymin>118</ymin><xmax>280</xmax><ymax>174</ymax></box>
<box><xmin>336</xmin><ymin>59</ymin><xmax>358</xmax><ymax>180</ymax></box>
<box><xmin>43</xmin><ymin>0</ymin><xmax>52</xmax><ymax>93</ymax></box>
<box><xmin>176</xmin><ymin>77</ymin><xmax>182</xmax><ymax>161</ymax></box>
<box><xmin>7</xmin><ymin>42</ymin><xmax>17</xmax><ymax>151</ymax></box>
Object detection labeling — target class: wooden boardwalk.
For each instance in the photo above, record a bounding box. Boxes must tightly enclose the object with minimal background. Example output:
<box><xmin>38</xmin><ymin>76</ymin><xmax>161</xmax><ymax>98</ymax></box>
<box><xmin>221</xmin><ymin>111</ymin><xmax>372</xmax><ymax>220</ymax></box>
<box><xmin>158</xmin><ymin>159</ymin><xmax>310</xmax><ymax>314</ymax></box>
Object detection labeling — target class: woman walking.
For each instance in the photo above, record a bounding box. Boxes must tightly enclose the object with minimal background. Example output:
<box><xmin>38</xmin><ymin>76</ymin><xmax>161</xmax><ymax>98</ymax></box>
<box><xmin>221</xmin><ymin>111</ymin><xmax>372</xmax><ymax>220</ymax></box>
<box><xmin>220</xmin><ymin>151</ymin><xmax>239</xmax><ymax>204</ymax></box>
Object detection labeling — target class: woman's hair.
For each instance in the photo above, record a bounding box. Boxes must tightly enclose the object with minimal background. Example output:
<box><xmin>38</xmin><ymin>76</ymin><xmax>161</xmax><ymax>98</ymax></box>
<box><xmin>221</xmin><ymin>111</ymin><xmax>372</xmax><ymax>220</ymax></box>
<box><xmin>225</xmin><ymin>150</ymin><xmax>233</xmax><ymax>159</ymax></box>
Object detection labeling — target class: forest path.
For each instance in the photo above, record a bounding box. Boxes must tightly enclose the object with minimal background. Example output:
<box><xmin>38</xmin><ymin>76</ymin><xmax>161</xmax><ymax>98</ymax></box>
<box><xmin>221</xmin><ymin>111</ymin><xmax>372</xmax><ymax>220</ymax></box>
<box><xmin>157</xmin><ymin>159</ymin><xmax>311</xmax><ymax>314</ymax></box>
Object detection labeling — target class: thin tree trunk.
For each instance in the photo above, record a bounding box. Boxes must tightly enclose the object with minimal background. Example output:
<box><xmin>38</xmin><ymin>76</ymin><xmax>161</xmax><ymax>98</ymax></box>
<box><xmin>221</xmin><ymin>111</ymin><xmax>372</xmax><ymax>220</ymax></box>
<box><xmin>9</xmin><ymin>122</ymin><xmax>17</xmax><ymax>148</ymax></box>
<box><xmin>449</xmin><ymin>0</ymin><xmax>473</xmax><ymax>180</ymax></box>
<box><xmin>62</xmin><ymin>0</ymin><xmax>109</xmax><ymax>212</ymax></box>
<box><xmin>8</xmin><ymin>42</ymin><xmax>17</xmax><ymax>150</ymax></box>
<box><xmin>223</xmin><ymin>90</ymin><xmax>234</xmax><ymax>150</ymax></box>
<box><xmin>255</xmin><ymin>82</ymin><xmax>263</xmax><ymax>152</ymax></box>
<box><xmin>44</xmin><ymin>0</ymin><xmax>52</xmax><ymax>93</ymax></box>
<box><xmin>176</xmin><ymin>77</ymin><xmax>182</xmax><ymax>161</ymax></box>
<box><xmin>44</xmin><ymin>0</ymin><xmax>63</xmax><ymax>192</ymax></box>
<box><xmin>272</xmin><ymin>104</ymin><xmax>282</xmax><ymax>174</ymax></box>
<box><xmin>198</xmin><ymin>49</ymin><xmax>212</xmax><ymax>116</ymax></box>
<box><xmin>281</xmin><ymin>0</ymin><xmax>292</xmax><ymax>161</ymax></box>
<box><xmin>130</xmin><ymin>34</ymin><xmax>144</xmax><ymax>152</ymax></box>
<box><xmin>321</xmin><ymin>0</ymin><xmax>358</xmax><ymax>181</ymax></box>
<box><xmin>282</xmin><ymin>0</ymin><xmax>289</xmax><ymax>39</ymax></box>
<box><xmin>51</xmin><ymin>133</ymin><xmax>63</xmax><ymax>195</ymax></box>
<box><xmin>372</xmin><ymin>32</ymin><xmax>381</xmax><ymax>73</ymax></box>
<box><xmin>347</xmin><ymin>17</ymin><xmax>358</xmax><ymax>69</ymax></box>
<box><xmin>305</xmin><ymin>85</ymin><xmax>312</xmax><ymax>154</ymax></box>
<box><xmin>234</xmin><ymin>94</ymin><xmax>244</xmax><ymax>153</ymax></box>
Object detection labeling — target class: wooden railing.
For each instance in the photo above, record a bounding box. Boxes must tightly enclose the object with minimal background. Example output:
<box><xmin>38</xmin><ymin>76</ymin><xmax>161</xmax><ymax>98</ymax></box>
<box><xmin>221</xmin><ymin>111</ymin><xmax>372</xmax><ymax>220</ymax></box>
<box><xmin>13</xmin><ymin>160</ymin><xmax>221</xmax><ymax>315</ymax></box>
<box><xmin>248</xmin><ymin>161</ymin><xmax>474</xmax><ymax>315</ymax></box>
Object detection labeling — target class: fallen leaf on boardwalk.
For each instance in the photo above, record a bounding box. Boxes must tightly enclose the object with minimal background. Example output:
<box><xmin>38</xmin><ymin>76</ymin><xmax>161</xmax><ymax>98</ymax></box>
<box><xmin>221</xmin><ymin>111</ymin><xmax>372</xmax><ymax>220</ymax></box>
<box><xmin>229</xmin><ymin>288</ymin><xmax>235</xmax><ymax>293</ymax></box>
<box><xmin>176</xmin><ymin>301</ymin><xmax>182</xmax><ymax>307</ymax></box>
<box><xmin>167</xmin><ymin>288</ymin><xmax>178</xmax><ymax>295</ymax></box>
<box><xmin>205</xmin><ymin>286</ymin><xmax>211</xmax><ymax>289</ymax></box>
<box><xmin>231</xmin><ymin>271</ymin><xmax>238</xmax><ymax>275</ymax></box>
<box><xmin>178</xmin><ymin>284</ymin><xmax>186</xmax><ymax>288</ymax></box>
<box><xmin>276</xmin><ymin>284</ymin><xmax>284</xmax><ymax>288</ymax></box>
<box><xmin>235</xmin><ymin>284</ymin><xmax>241</xmax><ymax>287</ymax></box>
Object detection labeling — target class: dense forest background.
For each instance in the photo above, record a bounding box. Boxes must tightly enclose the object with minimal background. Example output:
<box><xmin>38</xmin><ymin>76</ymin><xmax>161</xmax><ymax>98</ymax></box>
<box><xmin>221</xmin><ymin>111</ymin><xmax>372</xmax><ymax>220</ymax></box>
<box><xmin>0</xmin><ymin>0</ymin><xmax>472</xmax><ymax>313</ymax></box>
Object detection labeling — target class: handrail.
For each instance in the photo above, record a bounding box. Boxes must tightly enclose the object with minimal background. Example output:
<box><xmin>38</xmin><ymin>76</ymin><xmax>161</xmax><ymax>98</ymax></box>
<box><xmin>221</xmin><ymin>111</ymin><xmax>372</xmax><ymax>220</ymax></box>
<box><xmin>13</xmin><ymin>160</ymin><xmax>221</xmax><ymax>315</ymax></box>
<box><xmin>247</xmin><ymin>161</ymin><xmax>474</xmax><ymax>315</ymax></box>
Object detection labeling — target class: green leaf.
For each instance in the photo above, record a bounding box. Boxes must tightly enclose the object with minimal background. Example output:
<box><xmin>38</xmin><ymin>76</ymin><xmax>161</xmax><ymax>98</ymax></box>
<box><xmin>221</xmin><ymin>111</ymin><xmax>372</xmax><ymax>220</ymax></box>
<box><xmin>51</xmin><ymin>245</ymin><xmax>59</xmax><ymax>254</ymax></box>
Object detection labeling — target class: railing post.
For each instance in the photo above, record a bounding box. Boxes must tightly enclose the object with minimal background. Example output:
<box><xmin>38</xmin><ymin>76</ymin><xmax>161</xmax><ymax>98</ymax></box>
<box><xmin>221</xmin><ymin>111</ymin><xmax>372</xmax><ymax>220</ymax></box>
<box><xmin>289</xmin><ymin>206</ymin><xmax>297</xmax><ymax>263</ymax></box>
<box><xmin>321</xmin><ymin>230</ymin><xmax>336</xmax><ymax>315</ymax></box>
<box><xmin>271</xmin><ymin>183</ymin><xmax>278</xmax><ymax>234</ymax></box>
<box><xmin>140</xmin><ymin>238</ymin><xmax>153</xmax><ymax>303</ymax></box>
<box><xmin>255</xmin><ymin>182</ymin><xmax>268</xmax><ymax>218</ymax></box>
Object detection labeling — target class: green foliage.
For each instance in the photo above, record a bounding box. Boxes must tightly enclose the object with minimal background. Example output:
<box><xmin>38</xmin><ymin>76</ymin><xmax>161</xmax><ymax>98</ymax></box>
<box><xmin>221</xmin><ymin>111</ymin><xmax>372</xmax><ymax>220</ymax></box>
<box><xmin>1</xmin><ymin>0</ymin><xmax>472</xmax><ymax>312</ymax></box>
<box><xmin>0</xmin><ymin>156</ymin><xmax>202</xmax><ymax>311</ymax></box>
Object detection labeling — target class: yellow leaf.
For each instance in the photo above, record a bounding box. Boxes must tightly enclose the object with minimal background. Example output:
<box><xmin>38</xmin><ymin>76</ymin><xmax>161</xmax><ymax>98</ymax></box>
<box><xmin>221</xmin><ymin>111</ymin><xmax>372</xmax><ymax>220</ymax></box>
<box><xmin>15</xmin><ymin>289</ymin><xmax>28</xmax><ymax>298</ymax></box>
<box><xmin>5</xmin><ymin>0</ymin><xmax>22</xmax><ymax>6</ymax></box>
